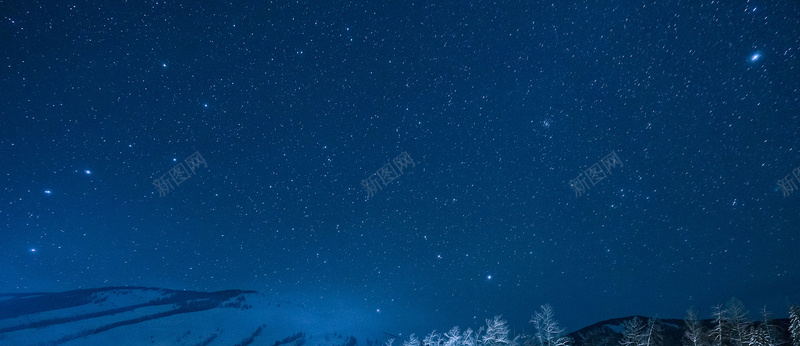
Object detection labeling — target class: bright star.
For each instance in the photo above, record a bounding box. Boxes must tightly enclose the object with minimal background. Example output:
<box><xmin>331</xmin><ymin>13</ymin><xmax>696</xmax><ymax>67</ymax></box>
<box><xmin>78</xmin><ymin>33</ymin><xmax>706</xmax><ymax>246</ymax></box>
<box><xmin>487</xmin><ymin>275</ymin><xmax>492</xmax><ymax>280</ymax></box>
<box><xmin>84</xmin><ymin>170</ymin><xmax>91</xmax><ymax>175</ymax></box>
<box><xmin>44</xmin><ymin>190</ymin><xmax>52</xmax><ymax>195</ymax></box>
<box><xmin>30</xmin><ymin>248</ymin><xmax>36</xmax><ymax>253</ymax></box>
<box><xmin>750</xmin><ymin>53</ymin><xmax>761</xmax><ymax>62</ymax></box>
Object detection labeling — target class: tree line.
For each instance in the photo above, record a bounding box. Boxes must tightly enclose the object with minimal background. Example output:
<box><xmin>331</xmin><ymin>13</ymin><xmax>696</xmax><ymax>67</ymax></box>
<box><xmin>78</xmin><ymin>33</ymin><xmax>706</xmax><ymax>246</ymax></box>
<box><xmin>388</xmin><ymin>300</ymin><xmax>800</xmax><ymax>346</ymax></box>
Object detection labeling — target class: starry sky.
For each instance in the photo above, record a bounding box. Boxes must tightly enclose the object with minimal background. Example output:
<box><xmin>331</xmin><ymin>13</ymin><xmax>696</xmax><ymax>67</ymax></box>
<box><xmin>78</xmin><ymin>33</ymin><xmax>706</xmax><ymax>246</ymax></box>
<box><xmin>2</xmin><ymin>0</ymin><xmax>800</xmax><ymax>335</ymax></box>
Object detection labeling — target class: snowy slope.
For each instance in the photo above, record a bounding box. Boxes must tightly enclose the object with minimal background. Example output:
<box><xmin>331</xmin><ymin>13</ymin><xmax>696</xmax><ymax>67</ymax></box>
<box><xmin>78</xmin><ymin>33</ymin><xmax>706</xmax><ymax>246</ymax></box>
<box><xmin>0</xmin><ymin>287</ymin><xmax>384</xmax><ymax>346</ymax></box>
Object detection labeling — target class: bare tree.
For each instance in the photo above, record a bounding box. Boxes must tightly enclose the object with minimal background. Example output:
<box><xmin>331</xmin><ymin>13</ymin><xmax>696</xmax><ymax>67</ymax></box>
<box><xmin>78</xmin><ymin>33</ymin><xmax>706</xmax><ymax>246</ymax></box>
<box><xmin>443</xmin><ymin>327</ymin><xmax>462</xmax><ymax>346</ymax></box>
<box><xmin>425</xmin><ymin>330</ymin><xmax>443</xmax><ymax>346</ymax></box>
<box><xmin>620</xmin><ymin>317</ymin><xmax>646</xmax><ymax>346</ymax></box>
<box><xmin>463</xmin><ymin>328</ymin><xmax>482</xmax><ymax>346</ymax></box>
<box><xmin>404</xmin><ymin>334</ymin><xmax>420</xmax><ymax>346</ymax></box>
<box><xmin>643</xmin><ymin>318</ymin><xmax>663</xmax><ymax>346</ymax></box>
<box><xmin>482</xmin><ymin>316</ymin><xmax>520</xmax><ymax>346</ymax></box>
<box><xmin>530</xmin><ymin>305</ymin><xmax>572</xmax><ymax>346</ymax></box>
<box><xmin>576</xmin><ymin>329</ymin><xmax>613</xmax><ymax>346</ymax></box>
<box><xmin>725</xmin><ymin>298</ymin><xmax>750</xmax><ymax>346</ymax></box>
<box><xmin>710</xmin><ymin>305</ymin><xmax>729</xmax><ymax>346</ymax></box>
<box><xmin>684</xmin><ymin>308</ymin><xmax>709</xmax><ymax>346</ymax></box>
<box><xmin>758</xmin><ymin>306</ymin><xmax>783</xmax><ymax>346</ymax></box>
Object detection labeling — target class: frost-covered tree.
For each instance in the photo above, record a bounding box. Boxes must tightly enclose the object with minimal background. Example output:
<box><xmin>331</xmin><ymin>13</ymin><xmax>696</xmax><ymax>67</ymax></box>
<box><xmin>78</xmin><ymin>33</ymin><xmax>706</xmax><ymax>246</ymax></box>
<box><xmin>443</xmin><ymin>327</ymin><xmax>462</xmax><ymax>346</ymax></box>
<box><xmin>725</xmin><ymin>298</ymin><xmax>750</xmax><ymax>346</ymax></box>
<box><xmin>404</xmin><ymin>334</ymin><xmax>420</xmax><ymax>346</ymax></box>
<box><xmin>683</xmin><ymin>308</ymin><xmax>709</xmax><ymax>346</ymax></box>
<box><xmin>755</xmin><ymin>306</ymin><xmax>783</xmax><ymax>346</ymax></box>
<box><xmin>789</xmin><ymin>305</ymin><xmax>800</xmax><ymax>346</ymax></box>
<box><xmin>401</xmin><ymin>315</ymin><xmax>526</xmax><ymax>346</ymax></box>
<box><xmin>710</xmin><ymin>305</ymin><xmax>729</xmax><ymax>346</ymax></box>
<box><xmin>620</xmin><ymin>317</ymin><xmax>646</xmax><ymax>346</ymax></box>
<box><xmin>576</xmin><ymin>329</ymin><xmax>613</xmax><ymax>346</ymax></box>
<box><xmin>463</xmin><ymin>328</ymin><xmax>481</xmax><ymax>346</ymax></box>
<box><xmin>746</xmin><ymin>325</ymin><xmax>769</xmax><ymax>346</ymax></box>
<box><xmin>529</xmin><ymin>304</ymin><xmax>572</xmax><ymax>346</ymax></box>
<box><xmin>619</xmin><ymin>317</ymin><xmax>662</xmax><ymax>346</ymax></box>
<box><xmin>643</xmin><ymin>318</ymin><xmax>663</xmax><ymax>346</ymax></box>
<box><xmin>482</xmin><ymin>316</ymin><xmax>520</xmax><ymax>346</ymax></box>
<box><xmin>424</xmin><ymin>330</ymin><xmax>442</xmax><ymax>346</ymax></box>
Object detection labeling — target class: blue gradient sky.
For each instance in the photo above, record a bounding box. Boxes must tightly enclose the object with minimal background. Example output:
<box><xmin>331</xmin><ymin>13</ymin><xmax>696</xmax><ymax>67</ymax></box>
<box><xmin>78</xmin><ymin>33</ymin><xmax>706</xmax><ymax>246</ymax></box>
<box><xmin>2</xmin><ymin>0</ymin><xmax>800</xmax><ymax>334</ymax></box>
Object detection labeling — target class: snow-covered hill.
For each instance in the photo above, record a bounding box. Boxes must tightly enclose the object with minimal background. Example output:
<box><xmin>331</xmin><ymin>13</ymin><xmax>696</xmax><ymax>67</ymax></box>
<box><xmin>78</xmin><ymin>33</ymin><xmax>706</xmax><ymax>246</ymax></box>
<box><xmin>0</xmin><ymin>287</ymin><xmax>384</xmax><ymax>346</ymax></box>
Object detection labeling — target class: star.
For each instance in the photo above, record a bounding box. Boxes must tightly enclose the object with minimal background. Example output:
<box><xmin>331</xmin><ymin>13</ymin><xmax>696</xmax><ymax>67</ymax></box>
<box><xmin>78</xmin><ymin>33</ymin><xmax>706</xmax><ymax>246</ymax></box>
<box><xmin>750</xmin><ymin>52</ymin><xmax>761</xmax><ymax>62</ymax></box>
<box><xmin>44</xmin><ymin>190</ymin><xmax>52</xmax><ymax>195</ymax></box>
<box><xmin>84</xmin><ymin>170</ymin><xmax>91</xmax><ymax>175</ymax></box>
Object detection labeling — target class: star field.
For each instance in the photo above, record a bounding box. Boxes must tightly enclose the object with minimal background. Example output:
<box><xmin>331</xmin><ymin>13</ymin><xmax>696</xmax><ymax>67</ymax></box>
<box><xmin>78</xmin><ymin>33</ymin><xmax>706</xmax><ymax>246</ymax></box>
<box><xmin>1</xmin><ymin>0</ymin><xmax>800</xmax><ymax>334</ymax></box>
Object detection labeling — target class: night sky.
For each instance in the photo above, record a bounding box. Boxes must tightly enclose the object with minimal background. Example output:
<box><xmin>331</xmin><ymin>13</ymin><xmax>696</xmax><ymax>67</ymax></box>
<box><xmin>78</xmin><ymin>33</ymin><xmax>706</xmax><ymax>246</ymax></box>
<box><xmin>2</xmin><ymin>0</ymin><xmax>800</xmax><ymax>336</ymax></box>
